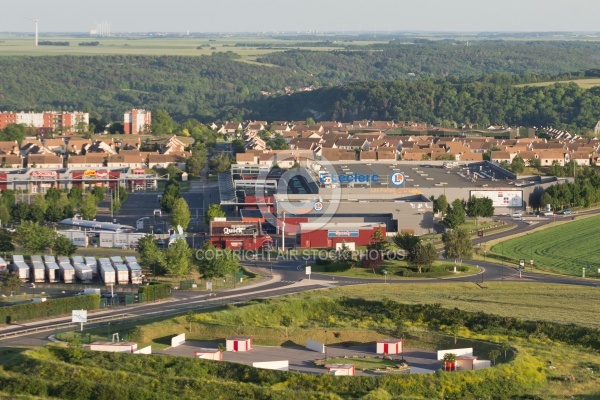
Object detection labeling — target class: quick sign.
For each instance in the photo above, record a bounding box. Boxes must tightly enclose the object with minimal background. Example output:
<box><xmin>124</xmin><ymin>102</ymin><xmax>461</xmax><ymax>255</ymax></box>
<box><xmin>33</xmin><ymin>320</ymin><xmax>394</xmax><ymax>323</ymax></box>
<box><xmin>320</xmin><ymin>173</ymin><xmax>379</xmax><ymax>184</ymax></box>
<box><xmin>328</xmin><ymin>230</ymin><xmax>359</xmax><ymax>237</ymax></box>
<box><xmin>223</xmin><ymin>227</ymin><xmax>246</xmax><ymax>235</ymax></box>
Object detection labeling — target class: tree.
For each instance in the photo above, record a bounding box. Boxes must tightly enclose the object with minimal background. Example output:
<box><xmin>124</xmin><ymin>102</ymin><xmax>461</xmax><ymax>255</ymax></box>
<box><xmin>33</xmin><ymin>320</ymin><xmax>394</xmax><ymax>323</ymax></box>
<box><xmin>44</xmin><ymin>187</ymin><xmax>61</xmax><ymax>203</ymax></box>
<box><xmin>165</xmin><ymin>238</ymin><xmax>194</xmax><ymax>277</ymax></box>
<box><xmin>197</xmin><ymin>241</ymin><xmax>239</xmax><ymax>278</ymax></box>
<box><xmin>150</xmin><ymin>109</ymin><xmax>177</xmax><ymax>136</ymax></box>
<box><xmin>68</xmin><ymin>186</ymin><xmax>83</xmax><ymax>207</ymax></box>
<box><xmin>393</xmin><ymin>232</ymin><xmax>421</xmax><ymax>261</ymax></box>
<box><xmin>137</xmin><ymin>235</ymin><xmax>167</xmax><ymax>277</ymax></box>
<box><xmin>305</xmin><ymin>117</ymin><xmax>316</xmax><ymax>126</ymax></box>
<box><xmin>92</xmin><ymin>186</ymin><xmax>106</xmax><ymax>204</ymax></box>
<box><xmin>14</xmin><ymin>221</ymin><xmax>58</xmax><ymax>253</ymax></box>
<box><xmin>11</xmin><ymin>202</ymin><xmax>30</xmax><ymax>222</ymax></box>
<box><xmin>0</xmin><ymin>123</ymin><xmax>28</xmax><ymax>143</ymax></box>
<box><xmin>511</xmin><ymin>156</ymin><xmax>525</xmax><ymax>174</ymax></box>
<box><xmin>367</xmin><ymin>228</ymin><xmax>389</xmax><ymax>252</ymax></box>
<box><xmin>451</xmin><ymin>324</ymin><xmax>461</xmax><ymax>344</ymax></box>
<box><xmin>185</xmin><ymin>311</ymin><xmax>195</xmax><ymax>332</ymax></box>
<box><xmin>0</xmin><ymin>190</ymin><xmax>16</xmax><ymax>208</ymax></box>
<box><xmin>208</xmin><ymin>152</ymin><xmax>233</xmax><ymax>173</ymax></box>
<box><xmin>1</xmin><ymin>272</ymin><xmax>22</xmax><ymax>293</ymax></box>
<box><xmin>528</xmin><ymin>158</ymin><xmax>541</xmax><ymax>168</ymax></box>
<box><xmin>79</xmin><ymin>195</ymin><xmax>98</xmax><ymax>220</ymax></box>
<box><xmin>500</xmin><ymin>341</ymin><xmax>511</xmax><ymax>359</ymax></box>
<box><xmin>489</xmin><ymin>349</ymin><xmax>501</xmax><ymax>365</ymax></box>
<box><xmin>444</xmin><ymin>198</ymin><xmax>466</xmax><ymax>229</ymax></box>
<box><xmin>53</xmin><ymin>236</ymin><xmax>77</xmax><ymax>256</ymax></box>
<box><xmin>411</xmin><ymin>243</ymin><xmax>438</xmax><ymax>274</ymax></box>
<box><xmin>0</xmin><ymin>204</ymin><xmax>10</xmax><ymax>227</ymax></box>
<box><xmin>280</xmin><ymin>315</ymin><xmax>293</xmax><ymax>339</ymax></box>
<box><xmin>170</xmin><ymin>198</ymin><xmax>191</xmax><ymax>231</ymax></box>
<box><xmin>442</xmin><ymin>228</ymin><xmax>473</xmax><ymax>266</ymax></box>
<box><xmin>0</xmin><ymin>230</ymin><xmax>15</xmax><ymax>253</ymax></box>
<box><xmin>186</xmin><ymin>144</ymin><xmax>207</xmax><ymax>177</ymax></box>
<box><xmin>466</xmin><ymin>196</ymin><xmax>494</xmax><ymax>225</ymax></box>
<box><xmin>160</xmin><ymin>179</ymin><xmax>181</xmax><ymax>213</ymax></box>
<box><xmin>30</xmin><ymin>195</ymin><xmax>48</xmax><ymax>223</ymax></box>
<box><xmin>436</xmin><ymin>194</ymin><xmax>448</xmax><ymax>216</ymax></box>
<box><xmin>205</xmin><ymin>203</ymin><xmax>225</xmax><ymax>224</ymax></box>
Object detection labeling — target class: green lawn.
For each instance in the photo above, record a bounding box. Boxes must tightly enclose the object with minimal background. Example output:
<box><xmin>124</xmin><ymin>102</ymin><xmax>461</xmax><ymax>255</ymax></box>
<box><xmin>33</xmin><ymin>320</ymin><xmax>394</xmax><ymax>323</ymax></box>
<box><xmin>490</xmin><ymin>215</ymin><xmax>600</xmax><ymax>276</ymax></box>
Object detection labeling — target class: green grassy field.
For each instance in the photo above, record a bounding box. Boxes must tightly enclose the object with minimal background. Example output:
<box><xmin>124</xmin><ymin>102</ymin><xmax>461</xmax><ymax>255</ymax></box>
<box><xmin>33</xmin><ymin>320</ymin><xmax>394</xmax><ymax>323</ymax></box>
<box><xmin>490</xmin><ymin>215</ymin><xmax>600</xmax><ymax>276</ymax></box>
<box><xmin>516</xmin><ymin>78</ymin><xmax>600</xmax><ymax>89</ymax></box>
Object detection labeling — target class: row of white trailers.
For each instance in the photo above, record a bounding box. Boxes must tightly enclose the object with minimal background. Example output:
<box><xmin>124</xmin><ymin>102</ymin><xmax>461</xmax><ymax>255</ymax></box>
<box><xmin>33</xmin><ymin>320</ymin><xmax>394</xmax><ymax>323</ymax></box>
<box><xmin>7</xmin><ymin>255</ymin><xmax>142</xmax><ymax>285</ymax></box>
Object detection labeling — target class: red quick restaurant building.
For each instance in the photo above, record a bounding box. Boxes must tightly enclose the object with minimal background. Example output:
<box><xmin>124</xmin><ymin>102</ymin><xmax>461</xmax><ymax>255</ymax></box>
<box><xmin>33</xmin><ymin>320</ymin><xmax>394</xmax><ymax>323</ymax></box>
<box><xmin>209</xmin><ymin>220</ymin><xmax>273</xmax><ymax>251</ymax></box>
<box><xmin>296</xmin><ymin>222</ymin><xmax>386</xmax><ymax>248</ymax></box>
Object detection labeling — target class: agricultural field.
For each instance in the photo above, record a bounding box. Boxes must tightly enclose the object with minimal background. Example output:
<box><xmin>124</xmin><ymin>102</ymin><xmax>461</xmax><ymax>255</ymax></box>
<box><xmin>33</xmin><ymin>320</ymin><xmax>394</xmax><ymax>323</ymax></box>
<box><xmin>0</xmin><ymin>35</ymin><xmax>375</xmax><ymax>59</ymax></box>
<box><xmin>516</xmin><ymin>78</ymin><xmax>600</xmax><ymax>89</ymax></box>
<box><xmin>490</xmin><ymin>215</ymin><xmax>600</xmax><ymax>277</ymax></box>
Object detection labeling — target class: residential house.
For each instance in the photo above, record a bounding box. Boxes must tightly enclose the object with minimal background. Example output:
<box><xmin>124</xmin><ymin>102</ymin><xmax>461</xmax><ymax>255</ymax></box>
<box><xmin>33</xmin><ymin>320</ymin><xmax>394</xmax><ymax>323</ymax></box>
<box><xmin>88</xmin><ymin>139</ymin><xmax>117</xmax><ymax>155</ymax></box>
<box><xmin>489</xmin><ymin>151</ymin><xmax>513</xmax><ymax>164</ymax></box>
<box><xmin>458</xmin><ymin>152</ymin><xmax>483</xmax><ymax>162</ymax></box>
<box><xmin>539</xmin><ymin>150</ymin><xmax>566</xmax><ymax>166</ymax></box>
<box><xmin>148</xmin><ymin>153</ymin><xmax>188</xmax><ymax>170</ymax></box>
<box><xmin>271</xmin><ymin>124</ymin><xmax>290</xmax><ymax>134</ymax></box>
<box><xmin>235</xmin><ymin>153</ymin><xmax>258</xmax><ymax>164</ymax></box>
<box><xmin>20</xmin><ymin>139</ymin><xmax>52</xmax><ymax>157</ymax></box>
<box><xmin>43</xmin><ymin>138</ymin><xmax>66</xmax><ymax>156</ymax></box>
<box><xmin>339</xmin><ymin>151</ymin><xmax>357</xmax><ymax>161</ymax></box>
<box><xmin>0</xmin><ymin>154</ymin><xmax>23</xmax><ymax>168</ymax></box>
<box><xmin>67</xmin><ymin>154</ymin><xmax>106</xmax><ymax>169</ymax></box>
<box><xmin>321</xmin><ymin>148</ymin><xmax>340</xmax><ymax>162</ymax></box>
<box><xmin>106</xmin><ymin>154</ymin><xmax>145</xmax><ymax>169</ymax></box>
<box><xmin>376</xmin><ymin>150</ymin><xmax>396</xmax><ymax>161</ymax></box>
<box><xmin>0</xmin><ymin>141</ymin><xmax>20</xmax><ymax>155</ymax></box>
<box><xmin>335</xmin><ymin>138</ymin><xmax>368</xmax><ymax>151</ymax></box>
<box><xmin>66</xmin><ymin>138</ymin><xmax>92</xmax><ymax>155</ymax></box>
<box><xmin>28</xmin><ymin>154</ymin><xmax>63</xmax><ymax>169</ymax></box>
<box><xmin>570</xmin><ymin>151</ymin><xmax>591</xmax><ymax>166</ymax></box>
<box><xmin>120</xmin><ymin>138</ymin><xmax>141</xmax><ymax>150</ymax></box>
<box><xmin>218</xmin><ymin>122</ymin><xmax>242</xmax><ymax>135</ymax></box>
<box><xmin>359</xmin><ymin>151</ymin><xmax>377</xmax><ymax>161</ymax></box>
<box><xmin>518</xmin><ymin>151</ymin><xmax>538</xmax><ymax>166</ymax></box>
<box><xmin>244</xmin><ymin>123</ymin><xmax>265</xmax><ymax>134</ymax></box>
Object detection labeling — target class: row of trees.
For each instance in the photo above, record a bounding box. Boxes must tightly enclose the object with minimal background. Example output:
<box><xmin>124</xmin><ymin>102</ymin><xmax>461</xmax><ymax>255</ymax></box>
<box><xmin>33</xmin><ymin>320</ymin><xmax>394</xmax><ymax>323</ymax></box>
<box><xmin>541</xmin><ymin>168</ymin><xmax>600</xmax><ymax>210</ymax></box>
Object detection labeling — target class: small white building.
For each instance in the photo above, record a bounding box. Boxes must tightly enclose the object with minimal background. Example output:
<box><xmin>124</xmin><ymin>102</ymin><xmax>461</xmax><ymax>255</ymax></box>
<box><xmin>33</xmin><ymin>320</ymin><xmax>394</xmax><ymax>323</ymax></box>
<box><xmin>327</xmin><ymin>364</ymin><xmax>355</xmax><ymax>376</ymax></box>
<box><xmin>376</xmin><ymin>339</ymin><xmax>404</xmax><ymax>355</ymax></box>
<box><xmin>90</xmin><ymin>342</ymin><xmax>138</xmax><ymax>353</ymax></box>
<box><xmin>226</xmin><ymin>336</ymin><xmax>253</xmax><ymax>352</ymax></box>
<box><xmin>194</xmin><ymin>348</ymin><xmax>223</xmax><ymax>361</ymax></box>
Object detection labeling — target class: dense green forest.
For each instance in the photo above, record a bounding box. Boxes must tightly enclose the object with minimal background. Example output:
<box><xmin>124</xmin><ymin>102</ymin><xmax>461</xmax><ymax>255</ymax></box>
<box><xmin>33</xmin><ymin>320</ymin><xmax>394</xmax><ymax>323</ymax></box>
<box><xmin>257</xmin><ymin>41</ymin><xmax>600</xmax><ymax>84</ymax></box>
<box><xmin>247</xmin><ymin>79</ymin><xmax>600</xmax><ymax>132</ymax></box>
<box><xmin>2</xmin><ymin>41</ymin><xmax>600</xmax><ymax>125</ymax></box>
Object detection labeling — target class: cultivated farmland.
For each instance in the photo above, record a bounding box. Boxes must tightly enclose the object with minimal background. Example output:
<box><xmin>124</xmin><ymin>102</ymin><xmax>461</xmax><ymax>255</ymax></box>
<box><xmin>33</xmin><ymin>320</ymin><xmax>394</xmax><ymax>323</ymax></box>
<box><xmin>490</xmin><ymin>215</ymin><xmax>600</xmax><ymax>276</ymax></box>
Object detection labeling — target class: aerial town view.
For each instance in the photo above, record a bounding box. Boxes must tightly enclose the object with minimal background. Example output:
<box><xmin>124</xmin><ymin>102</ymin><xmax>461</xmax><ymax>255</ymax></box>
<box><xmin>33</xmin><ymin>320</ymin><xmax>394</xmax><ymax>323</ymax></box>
<box><xmin>0</xmin><ymin>1</ymin><xmax>600</xmax><ymax>399</ymax></box>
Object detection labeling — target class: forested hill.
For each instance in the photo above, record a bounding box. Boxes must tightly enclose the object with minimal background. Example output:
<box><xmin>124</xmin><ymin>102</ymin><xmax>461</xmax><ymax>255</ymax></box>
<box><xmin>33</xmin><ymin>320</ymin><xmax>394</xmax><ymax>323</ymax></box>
<box><xmin>0</xmin><ymin>54</ymin><xmax>317</xmax><ymax>122</ymax></box>
<box><xmin>258</xmin><ymin>41</ymin><xmax>600</xmax><ymax>84</ymax></box>
<box><xmin>1</xmin><ymin>41</ymin><xmax>600</xmax><ymax>124</ymax></box>
<box><xmin>245</xmin><ymin>78</ymin><xmax>600</xmax><ymax>132</ymax></box>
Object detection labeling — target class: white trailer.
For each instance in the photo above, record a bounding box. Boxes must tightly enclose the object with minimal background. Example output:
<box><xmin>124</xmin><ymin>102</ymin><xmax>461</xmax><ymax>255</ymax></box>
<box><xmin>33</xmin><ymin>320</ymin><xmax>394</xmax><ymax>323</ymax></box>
<box><xmin>12</xmin><ymin>255</ymin><xmax>24</xmax><ymax>263</ymax></box>
<box><xmin>113</xmin><ymin>263</ymin><xmax>129</xmax><ymax>284</ymax></box>
<box><xmin>57</xmin><ymin>256</ymin><xmax>70</xmax><ymax>264</ymax></box>
<box><xmin>110</xmin><ymin>256</ymin><xmax>123</xmax><ymax>265</ymax></box>
<box><xmin>0</xmin><ymin>257</ymin><xmax>7</xmax><ymax>273</ymax></box>
<box><xmin>127</xmin><ymin>262</ymin><xmax>143</xmax><ymax>285</ymax></box>
<box><xmin>124</xmin><ymin>256</ymin><xmax>138</xmax><ymax>264</ymax></box>
<box><xmin>30</xmin><ymin>255</ymin><xmax>45</xmax><ymax>283</ymax></box>
<box><xmin>45</xmin><ymin>261</ymin><xmax>61</xmax><ymax>283</ymax></box>
<box><xmin>12</xmin><ymin>260</ymin><xmax>30</xmax><ymax>281</ymax></box>
<box><xmin>99</xmin><ymin>258</ymin><xmax>111</xmax><ymax>267</ymax></box>
<box><xmin>58</xmin><ymin>262</ymin><xmax>75</xmax><ymax>284</ymax></box>
<box><xmin>73</xmin><ymin>262</ymin><xmax>93</xmax><ymax>283</ymax></box>
<box><xmin>85</xmin><ymin>257</ymin><xmax>98</xmax><ymax>276</ymax></box>
<box><xmin>72</xmin><ymin>256</ymin><xmax>85</xmax><ymax>265</ymax></box>
<box><xmin>43</xmin><ymin>255</ymin><xmax>56</xmax><ymax>264</ymax></box>
<box><xmin>99</xmin><ymin>263</ymin><xmax>116</xmax><ymax>285</ymax></box>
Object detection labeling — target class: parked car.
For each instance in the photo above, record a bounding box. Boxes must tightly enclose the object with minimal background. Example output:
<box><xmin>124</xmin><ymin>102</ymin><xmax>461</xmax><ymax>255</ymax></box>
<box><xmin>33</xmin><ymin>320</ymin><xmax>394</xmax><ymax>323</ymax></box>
<box><xmin>562</xmin><ymin>210</ymin><xmax>572</xmax><ymax>215</ymax></box>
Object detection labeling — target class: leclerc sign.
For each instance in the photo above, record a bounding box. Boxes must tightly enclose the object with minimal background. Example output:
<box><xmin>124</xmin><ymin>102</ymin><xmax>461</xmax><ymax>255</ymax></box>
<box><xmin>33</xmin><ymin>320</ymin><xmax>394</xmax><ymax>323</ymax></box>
<box><xmin>320</xmin><ymin>173</ymin><xmax>379</xmax><ymax>184</ymax></box>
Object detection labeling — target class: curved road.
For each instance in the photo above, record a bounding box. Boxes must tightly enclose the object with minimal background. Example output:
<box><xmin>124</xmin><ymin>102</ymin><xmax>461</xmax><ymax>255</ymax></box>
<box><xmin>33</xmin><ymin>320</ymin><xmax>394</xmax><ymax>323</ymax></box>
<box><xmin>1</xmin><ymin>210</ymin><xmax>598</xmax><ymax>345</ymax></box>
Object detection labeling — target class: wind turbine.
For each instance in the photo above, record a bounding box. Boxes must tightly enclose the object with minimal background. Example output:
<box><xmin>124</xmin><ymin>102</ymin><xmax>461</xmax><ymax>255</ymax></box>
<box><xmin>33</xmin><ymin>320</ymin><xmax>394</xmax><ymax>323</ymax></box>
<box><xmin>24</xmin><ymin>17</ymin><xmax>39</xmax><ymax>46</ymax></box>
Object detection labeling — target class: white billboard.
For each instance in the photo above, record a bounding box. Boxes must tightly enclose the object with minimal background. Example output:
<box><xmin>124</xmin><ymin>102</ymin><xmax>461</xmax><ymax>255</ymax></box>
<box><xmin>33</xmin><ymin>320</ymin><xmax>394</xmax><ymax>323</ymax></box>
<box><xmin>470</xmin><ymin>190</ymin><xmax>523</xmax><ymax>208</ymax></box>
<box><xmin>72</xmin><ymin>310</ymin><xmax>87</xmax><ymax>323</ymax></box>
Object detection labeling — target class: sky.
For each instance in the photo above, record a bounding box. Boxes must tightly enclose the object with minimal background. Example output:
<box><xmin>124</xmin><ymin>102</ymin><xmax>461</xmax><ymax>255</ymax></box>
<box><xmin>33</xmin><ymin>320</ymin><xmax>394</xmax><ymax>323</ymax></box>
<box><xmin>1</xmin><ymin>0</ymin><xmax>599</xmax><ymax>33</ymax></box>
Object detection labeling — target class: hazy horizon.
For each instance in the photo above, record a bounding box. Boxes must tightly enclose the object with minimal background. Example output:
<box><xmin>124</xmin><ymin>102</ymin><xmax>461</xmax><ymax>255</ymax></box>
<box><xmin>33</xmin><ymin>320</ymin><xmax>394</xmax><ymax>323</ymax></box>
<box><xmin>1</xmin><ymin>0</ymin><xmax>599</xmax><ymax>34</ymax></box>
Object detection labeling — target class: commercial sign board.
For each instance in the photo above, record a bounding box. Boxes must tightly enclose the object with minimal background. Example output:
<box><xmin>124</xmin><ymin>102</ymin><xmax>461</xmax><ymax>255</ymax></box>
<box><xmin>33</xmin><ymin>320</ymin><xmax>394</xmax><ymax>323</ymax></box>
<box><xmin>390</xmin><ymin>172</ymin><xmax>406</xmax><ymax>187</ymax></box>
<box><xmin>328</xmin><ymin>230</ymin><xmax>359</xmax><ymax>238</ymax></box>
<box><xmin>320</xmin><ymin>173</ymin><xmax>379</xmax><ymax>184</ymax></box>
<box><xmin>72</xmin><ymin>310</ymin><xmax>87</xmax><ymax>323</ymax></box>
<box><xmin>83</xmin><ymin>170</ymin><xmax>109</xmax><ymax>179</ymax></box>
<box><xmin>31</xmin><ymin>171</ymin><xmax>57</xmax><ymax>178</ymax></box>
<box><xmin>470</xmin><ymin>190</ymin><xmax>523</xmax><ymax>208</ymax></box>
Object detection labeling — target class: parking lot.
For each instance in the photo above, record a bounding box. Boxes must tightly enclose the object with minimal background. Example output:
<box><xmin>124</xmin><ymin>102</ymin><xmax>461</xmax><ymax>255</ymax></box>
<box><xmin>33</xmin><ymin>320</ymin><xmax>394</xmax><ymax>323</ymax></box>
<box><xmin>159</xmin><ymin>341</ymin><xmax>440</xmax><ymax>376</ymax></box>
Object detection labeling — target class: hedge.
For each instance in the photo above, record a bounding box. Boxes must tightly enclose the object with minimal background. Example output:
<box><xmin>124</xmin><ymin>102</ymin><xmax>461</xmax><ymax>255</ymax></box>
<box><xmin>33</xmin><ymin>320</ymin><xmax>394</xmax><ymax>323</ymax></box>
<box><xmin>138</xmin><ymin>282</ymin><xmax>172</xmax><ymax>302</ymax></box>
<box><xmin>0</xmin><ymin>294</ymin><xmax>100</xmax><ymax>325</ymax></box>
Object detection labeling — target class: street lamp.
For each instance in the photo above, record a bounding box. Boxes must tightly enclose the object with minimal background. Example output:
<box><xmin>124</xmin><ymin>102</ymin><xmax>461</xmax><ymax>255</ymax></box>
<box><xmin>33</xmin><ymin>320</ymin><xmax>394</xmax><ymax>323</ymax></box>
<box><xmin>383</xmin><ymin>270</ymin><xmax>387</xmax><ymax>284</ymax></box>
<box><xmin>192</xmin><ymin>233</ymin><xmax>196</xmax><ymax>248</ymax></box>
<box><xmin>324</xmin><ymin>330</ymin><xmax>328</xmax><ymax>362</ymax></box>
